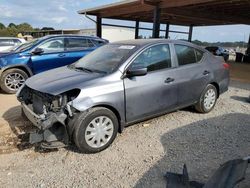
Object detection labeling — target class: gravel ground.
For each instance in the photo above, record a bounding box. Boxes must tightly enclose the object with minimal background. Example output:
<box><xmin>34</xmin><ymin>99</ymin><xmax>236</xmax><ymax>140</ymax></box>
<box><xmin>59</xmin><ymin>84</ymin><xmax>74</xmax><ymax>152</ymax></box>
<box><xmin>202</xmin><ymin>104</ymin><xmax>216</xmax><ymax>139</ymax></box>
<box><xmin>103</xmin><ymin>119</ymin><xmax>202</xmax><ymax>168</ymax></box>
<box><xmin>0</xmin><ymin>80</ymin><xmax>249</xmax><ymax>188</ymax></box>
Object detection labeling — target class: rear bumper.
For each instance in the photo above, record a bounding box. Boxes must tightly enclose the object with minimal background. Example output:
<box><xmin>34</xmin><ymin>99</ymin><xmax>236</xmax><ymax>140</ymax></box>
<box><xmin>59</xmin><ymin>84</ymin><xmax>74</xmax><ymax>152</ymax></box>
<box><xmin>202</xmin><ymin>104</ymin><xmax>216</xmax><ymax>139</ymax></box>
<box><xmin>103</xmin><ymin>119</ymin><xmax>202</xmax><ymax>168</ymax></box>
<box><xmin>219</xmin><ymin>70</ymin><xmax>230</xmax><ymax>95</ymax></box>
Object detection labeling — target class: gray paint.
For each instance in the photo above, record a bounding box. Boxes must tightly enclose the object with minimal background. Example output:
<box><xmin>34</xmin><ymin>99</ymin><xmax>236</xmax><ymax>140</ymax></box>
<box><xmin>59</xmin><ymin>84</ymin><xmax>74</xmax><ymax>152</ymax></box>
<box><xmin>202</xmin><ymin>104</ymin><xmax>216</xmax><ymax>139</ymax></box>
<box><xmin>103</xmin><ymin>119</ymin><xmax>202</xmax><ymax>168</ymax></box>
<box><xmin>23</xmin><ymin>39</ymin><xmax>229</xmax><ymax>127</ymax></box>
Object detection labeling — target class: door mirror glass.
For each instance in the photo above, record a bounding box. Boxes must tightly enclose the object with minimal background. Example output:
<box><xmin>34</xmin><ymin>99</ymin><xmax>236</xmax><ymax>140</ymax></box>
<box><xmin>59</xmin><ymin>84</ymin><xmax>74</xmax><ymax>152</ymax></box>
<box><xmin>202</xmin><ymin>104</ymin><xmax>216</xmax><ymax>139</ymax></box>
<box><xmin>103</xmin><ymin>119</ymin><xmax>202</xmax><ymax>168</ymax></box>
<box><xmin>32</xmin><ymin>48</ymin><xmax>44</xmax><ymax>55</ymax></box>
<box><xmin>126</xmin><ymin>67</ymin><xmax>147</xmax><ymax>77</ymax></box>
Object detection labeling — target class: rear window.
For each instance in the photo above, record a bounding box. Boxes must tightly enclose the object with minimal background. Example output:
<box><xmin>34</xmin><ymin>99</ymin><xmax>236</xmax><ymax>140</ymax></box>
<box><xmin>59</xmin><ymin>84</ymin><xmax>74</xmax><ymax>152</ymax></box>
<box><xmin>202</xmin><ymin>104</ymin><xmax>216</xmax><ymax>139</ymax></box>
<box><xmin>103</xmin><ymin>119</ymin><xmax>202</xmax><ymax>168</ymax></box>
<box><xmin>65</xmin><ymin>38</ymin><xmax>95</xmax><ymax>51</ymax></box>
<box><xmin>92</xmin><ymin>39</ymin><xmax>107</xmax><ymax>46</ymax></box>
<box><xmin>175</xmin><ymin>44</ymin><xmax>204</xmax><ymax>66</ymax></box>
<box><xmin>195</xmin><ymin>50</ymin><xmax>204</xmax><ymax>62</ymax></box>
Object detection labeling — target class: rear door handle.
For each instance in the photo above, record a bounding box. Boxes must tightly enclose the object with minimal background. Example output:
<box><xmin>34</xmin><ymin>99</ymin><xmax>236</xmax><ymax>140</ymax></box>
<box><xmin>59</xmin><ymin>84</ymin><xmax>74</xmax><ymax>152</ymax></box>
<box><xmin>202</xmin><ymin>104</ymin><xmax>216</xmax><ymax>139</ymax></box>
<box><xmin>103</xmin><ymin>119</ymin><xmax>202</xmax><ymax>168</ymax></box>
<box><xmin>58</xmin><ymin>54</ymin><xmax>66</xmax><ymax>57</ymax></box>
<box><xmin>203</xmin><ymin>70</ymin><xmax>210</xmax><ymax>75</ymax></box>
<box><xmin>165</xmin><ymin>77</ymin><xmax>175</xmax><ymax>83</ymax></box>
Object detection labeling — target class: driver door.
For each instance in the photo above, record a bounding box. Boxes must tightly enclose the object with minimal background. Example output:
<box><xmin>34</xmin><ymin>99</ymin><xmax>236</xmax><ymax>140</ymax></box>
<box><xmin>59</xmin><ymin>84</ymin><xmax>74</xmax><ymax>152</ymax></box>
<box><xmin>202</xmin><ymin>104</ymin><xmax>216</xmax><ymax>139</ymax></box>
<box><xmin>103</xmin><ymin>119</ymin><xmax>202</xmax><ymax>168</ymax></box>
<box><xmin>31</xmin><ymin>37</ymin><xmax>67</xmax><ymax>74</ymax></box>
<box><xmin>123</xmin><ymin>44</ymin><xmax>178</xmax><ymax>123</ymax></box>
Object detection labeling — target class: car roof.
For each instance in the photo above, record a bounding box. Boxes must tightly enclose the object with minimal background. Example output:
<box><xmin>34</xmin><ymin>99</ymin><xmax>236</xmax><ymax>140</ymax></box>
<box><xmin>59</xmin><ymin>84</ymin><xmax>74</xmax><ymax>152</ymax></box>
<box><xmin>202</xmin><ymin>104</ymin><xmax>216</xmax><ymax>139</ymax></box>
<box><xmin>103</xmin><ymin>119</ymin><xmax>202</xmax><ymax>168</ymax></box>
<box><xmin>112</xmin><ymin>39</ymin><xmax>205</xmax><ymax>51</ymax></box>
<box><xmin>39</xmin><ymin>35</ymin><xmax>102</xmax><ymax>40</ymax></box>
<box><xmin>0</xmin><ymin>37</ymin><xmax>23</xmax><ymax>39</ymax></box>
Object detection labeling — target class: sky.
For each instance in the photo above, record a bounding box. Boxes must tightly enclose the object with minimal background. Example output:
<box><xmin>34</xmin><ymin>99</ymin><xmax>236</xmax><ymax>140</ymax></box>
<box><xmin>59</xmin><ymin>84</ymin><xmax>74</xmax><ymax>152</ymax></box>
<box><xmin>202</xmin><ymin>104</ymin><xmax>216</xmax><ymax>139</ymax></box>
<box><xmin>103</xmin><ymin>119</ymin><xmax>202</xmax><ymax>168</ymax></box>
<box><xmin>0</xmin><ymin>0</ymin><xmax>249</xmax><ymax>42</ymax></box>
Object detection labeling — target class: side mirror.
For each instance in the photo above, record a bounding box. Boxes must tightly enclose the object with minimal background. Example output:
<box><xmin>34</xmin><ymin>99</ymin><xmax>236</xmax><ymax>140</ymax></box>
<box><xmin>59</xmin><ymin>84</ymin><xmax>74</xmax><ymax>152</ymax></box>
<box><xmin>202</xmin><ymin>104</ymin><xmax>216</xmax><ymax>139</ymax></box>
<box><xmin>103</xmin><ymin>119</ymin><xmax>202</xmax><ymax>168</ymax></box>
<box><xmin>126</xmin><ymin>67</ymin><xmax>147</xmax><ymax>77</ymax></box>
<box><xmin>32</xmin><ymin>48</ymin><xmax>44</xmax><ymax>55</ymax></box>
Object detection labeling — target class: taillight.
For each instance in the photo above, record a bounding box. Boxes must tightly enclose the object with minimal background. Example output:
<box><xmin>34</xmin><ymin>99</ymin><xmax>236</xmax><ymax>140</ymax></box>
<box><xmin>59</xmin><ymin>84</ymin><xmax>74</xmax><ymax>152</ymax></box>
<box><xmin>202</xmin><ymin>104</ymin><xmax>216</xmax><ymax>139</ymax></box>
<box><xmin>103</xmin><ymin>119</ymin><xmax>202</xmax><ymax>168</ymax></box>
<box><xmin>223</xmin><ymin>63</ymin><xmax>230</xmax><ymax>69</ymax></box>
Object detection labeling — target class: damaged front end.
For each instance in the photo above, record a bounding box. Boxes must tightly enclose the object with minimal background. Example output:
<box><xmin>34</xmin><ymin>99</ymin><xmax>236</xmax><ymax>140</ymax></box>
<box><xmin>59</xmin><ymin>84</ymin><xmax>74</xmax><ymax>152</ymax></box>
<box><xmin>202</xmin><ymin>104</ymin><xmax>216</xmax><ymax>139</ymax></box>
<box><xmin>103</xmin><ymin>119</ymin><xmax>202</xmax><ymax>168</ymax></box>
<box><xmin>17</xmin><ymin>85</ymin><xmax>80</xmax><ymax>148</ymax></box>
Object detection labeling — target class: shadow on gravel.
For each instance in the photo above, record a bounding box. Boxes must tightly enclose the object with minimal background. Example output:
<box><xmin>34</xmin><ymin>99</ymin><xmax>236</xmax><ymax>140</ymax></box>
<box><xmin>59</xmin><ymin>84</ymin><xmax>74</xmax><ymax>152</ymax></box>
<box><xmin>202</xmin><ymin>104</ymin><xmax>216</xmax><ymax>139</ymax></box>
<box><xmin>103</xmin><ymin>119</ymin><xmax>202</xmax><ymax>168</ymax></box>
<box><xmin>231</xmin><ymin>96</ymin><xmax>250</xmax><ymax>104</ymax></box>
<box><xmin>2</xmin><ymin>106</ymin><xmax>79</xmax><ymax>153</ymax></box>
<box><xmin>135</xmin><ymin>113</ymin><xmax>250</xmax><ymax>188</ymax></box>
<box><xmin>2</xmin><ymin>106</ymin><xmax>58</xmax><ymax>153</ymax></box>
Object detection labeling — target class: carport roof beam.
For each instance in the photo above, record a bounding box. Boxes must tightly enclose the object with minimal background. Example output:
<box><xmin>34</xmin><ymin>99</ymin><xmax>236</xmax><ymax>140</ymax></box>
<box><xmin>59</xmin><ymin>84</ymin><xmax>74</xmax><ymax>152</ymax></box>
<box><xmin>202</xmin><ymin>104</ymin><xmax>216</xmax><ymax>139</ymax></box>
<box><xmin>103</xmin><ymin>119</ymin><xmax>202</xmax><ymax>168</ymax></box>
<box><xmin>78</xmin><ymin>0</ymin><xmax>250</xmax><ymax>26</ymax></box>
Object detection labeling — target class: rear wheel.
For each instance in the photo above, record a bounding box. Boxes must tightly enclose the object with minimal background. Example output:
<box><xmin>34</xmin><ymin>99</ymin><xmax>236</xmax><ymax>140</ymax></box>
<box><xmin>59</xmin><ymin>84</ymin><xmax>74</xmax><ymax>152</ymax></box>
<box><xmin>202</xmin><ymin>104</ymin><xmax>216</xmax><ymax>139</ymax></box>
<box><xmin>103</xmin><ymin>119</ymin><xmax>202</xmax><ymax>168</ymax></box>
<box><xmin>195</xmin><ymin>84</ymin><xmax>218</xmax><ymax>113</ymax></box>
<box><xmin>0</xmin><ymin>68</ymin><xmax>28</xmax><ymax>94</ymax></box>
<box><xmin>73</xmin><ymin>107</ymin><xmax>119</xmax><ymax>153</ymax></box>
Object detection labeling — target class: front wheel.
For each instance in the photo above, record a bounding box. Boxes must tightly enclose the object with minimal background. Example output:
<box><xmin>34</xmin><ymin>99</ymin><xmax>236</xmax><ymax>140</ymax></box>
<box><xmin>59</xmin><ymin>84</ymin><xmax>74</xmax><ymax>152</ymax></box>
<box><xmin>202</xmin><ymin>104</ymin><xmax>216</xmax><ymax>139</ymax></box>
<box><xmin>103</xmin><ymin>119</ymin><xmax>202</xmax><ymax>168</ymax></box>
<box><xmin>73</xmin><ymin>107</ymin><xmax>119</xmax><ymax>153</ymax></box>
<box><xmin>195</xmin><ymin>84</ymin><xmax>218</xmax><ymax>113</ymax></box>
<box><xmin>0</xmin><ymin>68</ymin><xmax>28</xmax><ymax>94</ymax></box>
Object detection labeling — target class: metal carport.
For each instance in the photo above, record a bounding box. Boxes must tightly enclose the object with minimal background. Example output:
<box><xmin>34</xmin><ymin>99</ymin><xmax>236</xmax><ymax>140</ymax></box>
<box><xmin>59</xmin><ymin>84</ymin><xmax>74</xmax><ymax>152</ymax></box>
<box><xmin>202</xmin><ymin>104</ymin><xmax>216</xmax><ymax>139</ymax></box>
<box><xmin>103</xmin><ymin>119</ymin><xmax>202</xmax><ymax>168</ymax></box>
<box><xmin>78</xmin><ymin>0</ymin><xmax>250</xmax><ymax>42</ymax></box>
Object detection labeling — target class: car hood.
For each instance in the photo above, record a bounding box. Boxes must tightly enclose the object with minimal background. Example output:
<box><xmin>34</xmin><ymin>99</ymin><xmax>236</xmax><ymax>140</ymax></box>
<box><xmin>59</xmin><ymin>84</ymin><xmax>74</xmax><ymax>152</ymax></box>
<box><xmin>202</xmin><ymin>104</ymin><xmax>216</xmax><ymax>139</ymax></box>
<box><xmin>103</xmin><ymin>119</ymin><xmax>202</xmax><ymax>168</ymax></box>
<box><xmin>25</xmin><ymin>66</ymin><xmax>103</xmax><ymax>95</ymax></box>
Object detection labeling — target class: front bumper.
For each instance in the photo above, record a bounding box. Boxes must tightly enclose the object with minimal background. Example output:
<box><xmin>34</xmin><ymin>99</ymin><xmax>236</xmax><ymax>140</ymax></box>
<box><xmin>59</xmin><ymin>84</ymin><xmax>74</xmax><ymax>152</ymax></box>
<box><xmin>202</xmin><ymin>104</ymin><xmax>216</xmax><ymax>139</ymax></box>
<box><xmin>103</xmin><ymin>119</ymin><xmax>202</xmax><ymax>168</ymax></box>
<box><xmin>22</xmin><ymin>103</ymin><xmax>46</xmax><ymax>129</ymax></box>
<box><xmin>21</xmin><ymin>103</ymin><xmax>69</xmax><ymax>146</ymax></box>
<box><xmin>22</xmin><ymin>103</ymin><xmax>67</xmax><ymax>129</ymax></box>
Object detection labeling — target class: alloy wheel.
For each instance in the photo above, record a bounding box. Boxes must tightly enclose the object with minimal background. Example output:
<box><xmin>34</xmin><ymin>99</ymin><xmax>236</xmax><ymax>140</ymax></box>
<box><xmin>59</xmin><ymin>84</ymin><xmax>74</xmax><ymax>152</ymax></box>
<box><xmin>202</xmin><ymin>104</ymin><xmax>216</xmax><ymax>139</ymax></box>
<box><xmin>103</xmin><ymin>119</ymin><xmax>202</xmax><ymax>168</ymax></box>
<box><xmin>4</xmin><ymin>72</ymin><xmax>25</xmax><ymax>91</ymax></box>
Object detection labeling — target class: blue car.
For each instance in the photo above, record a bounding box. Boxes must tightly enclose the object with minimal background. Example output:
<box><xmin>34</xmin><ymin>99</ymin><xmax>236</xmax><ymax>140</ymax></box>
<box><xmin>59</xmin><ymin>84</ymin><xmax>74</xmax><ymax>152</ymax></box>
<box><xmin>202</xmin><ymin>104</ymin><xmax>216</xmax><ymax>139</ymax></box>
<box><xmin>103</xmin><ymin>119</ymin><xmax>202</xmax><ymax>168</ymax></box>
<box><xmin>0</xmin><ymin>35</ymin><xmax>108</xmax><ymax>93</ymax></box>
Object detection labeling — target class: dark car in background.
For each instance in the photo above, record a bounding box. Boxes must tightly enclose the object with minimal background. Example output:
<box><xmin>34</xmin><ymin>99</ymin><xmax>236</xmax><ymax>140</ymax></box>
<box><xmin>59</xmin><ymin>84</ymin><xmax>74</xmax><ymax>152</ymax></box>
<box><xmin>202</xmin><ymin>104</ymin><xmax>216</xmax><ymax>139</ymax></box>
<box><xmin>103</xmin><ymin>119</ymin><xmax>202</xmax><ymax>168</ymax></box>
<box><xmin>0</xmin><ymin>35</ymin><xmax>108</xmax><ymax>93</ymax></box>
<box><xmin>17</xmin><ymin>39</ymin><xmax>230</xmax><ymax>153</ymax></box>
<box><xmin>205</xmin><ymin>46</ymin><xmax>229</xmax><ymax>61</ymax></box>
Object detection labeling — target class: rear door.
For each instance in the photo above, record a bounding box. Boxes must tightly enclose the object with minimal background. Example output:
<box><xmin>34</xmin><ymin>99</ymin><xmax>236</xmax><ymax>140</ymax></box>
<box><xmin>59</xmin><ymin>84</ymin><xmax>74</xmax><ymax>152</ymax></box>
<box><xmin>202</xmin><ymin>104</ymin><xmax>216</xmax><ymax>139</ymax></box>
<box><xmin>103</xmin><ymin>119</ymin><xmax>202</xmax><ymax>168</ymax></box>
<box><xmin>173</xmin><ymin>44</ymin><xmax>210</xmax><ymax>106</ymax></box>
<box><xmin>31</xmin><ymin>37</ymin><xmax>66</xmax><ymax>74</ymax></box>
<box><xmin>124</xmin><ymin>44</ymin><xmax>178</xmax><ymax>123</ymax></box>
<box><xmin>64</xmin><ymin>37</ymin><xmax>96</xmax><ymax>64</ymax></box>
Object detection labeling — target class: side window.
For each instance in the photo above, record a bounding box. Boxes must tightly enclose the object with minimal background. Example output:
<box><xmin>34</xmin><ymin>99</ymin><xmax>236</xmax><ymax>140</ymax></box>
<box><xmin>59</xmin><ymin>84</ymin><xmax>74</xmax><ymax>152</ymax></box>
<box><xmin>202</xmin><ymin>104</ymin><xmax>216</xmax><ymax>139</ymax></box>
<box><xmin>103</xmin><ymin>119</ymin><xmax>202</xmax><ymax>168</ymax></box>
<box><xmin>65</xmin><ymin>38</ymin><xmax>94</xmax><ymax>51</ymax></box>
<box><xmin>0</xmin><ymin>39</ymin><xmax>15</xmax><ymax>46</ymax></box>
<box><xmin>38</xmin><ymin>38</ymin><xmax>64</xmax><ymax>53</ymax></box>
<box><xmin>131</xmin><ymin>44</ymin><xmax>172</xmax><ymax>72</ymax></box>
<box><xmin>175</xmin><ymin>45</ymin><xmax>201</xmax><ymax>66</ymax></box>
<box><xmin>13</xmin><ymin>39</ymin><xmax>21</xmax><ymax>45</ymax></box>
<box><xmin>195</xmin><ymin>49</ymin><xmax>204</xmax><ymax>62</ymax></box>
<box><xmin>92</xmin><ymin>39</ymin><xmax>107</xmax><ymax>46</ymax></box>
<box><xmin>87</xmin><ymin>39</ymin><xmax>95</xmax><ymax>47</ymax></box>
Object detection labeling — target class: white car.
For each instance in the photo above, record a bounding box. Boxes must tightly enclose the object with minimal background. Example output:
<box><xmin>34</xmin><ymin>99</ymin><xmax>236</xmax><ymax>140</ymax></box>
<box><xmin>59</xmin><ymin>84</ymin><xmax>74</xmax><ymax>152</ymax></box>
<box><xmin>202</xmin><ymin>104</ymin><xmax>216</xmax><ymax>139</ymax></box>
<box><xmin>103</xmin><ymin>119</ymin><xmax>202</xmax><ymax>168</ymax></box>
<box><xmin>0</xmin><ymin>37</ymin><xmax>26</xmax><ymax>52</ymax></box>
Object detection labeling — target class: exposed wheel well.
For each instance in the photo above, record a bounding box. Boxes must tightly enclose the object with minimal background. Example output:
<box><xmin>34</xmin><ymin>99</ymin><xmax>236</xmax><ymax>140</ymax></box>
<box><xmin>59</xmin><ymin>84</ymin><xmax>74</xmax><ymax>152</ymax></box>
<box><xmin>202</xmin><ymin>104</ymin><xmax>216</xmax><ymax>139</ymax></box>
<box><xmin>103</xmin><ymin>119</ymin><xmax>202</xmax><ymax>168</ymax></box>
<box><xmin>3</xmin><ymin>66</ymin><xmax>31</xmax><ymax>77</ymax></box>
<box><xmin>210</xmin><ymin>82</ymin><xmax>220</xmax><ymax>97</ymax></box>
<box><xmin>93</xmin><ymin>105</ymin><xmax>122</xmax><ymax>133</ymax></box>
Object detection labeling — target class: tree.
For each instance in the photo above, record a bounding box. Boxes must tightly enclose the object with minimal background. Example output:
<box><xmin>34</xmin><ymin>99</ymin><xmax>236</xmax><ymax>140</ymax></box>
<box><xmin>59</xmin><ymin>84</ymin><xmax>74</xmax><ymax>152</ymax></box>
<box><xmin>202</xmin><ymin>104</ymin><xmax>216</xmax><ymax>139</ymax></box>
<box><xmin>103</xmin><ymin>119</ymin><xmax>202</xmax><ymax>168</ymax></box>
<box><xmin>16</xmin><ymin>23</ymin><xmax>33</xmax><ymax>31</ymax></box>
<box><xmin>6</xmin><ymin>27</ymin><xmax>18</xmax><ymax>37</ymax></box>
<box><xmin>8</xmin><ymin>23</ymin><xmax>17</xmax><ymax>28</ymax></box>
<box><xmin>34</xmin><ymin>28</ymin><xmax>41</xmax><ymax>31</ymax></box>
<box><xmin>41</xmin><ymin>27</ymin><xmax>55</xmax><ymax>31</ymax></box>
<box><xmin>0</xmin><ymin>23</ymin><xmax>5</xmax><ymax>30</ymax></box>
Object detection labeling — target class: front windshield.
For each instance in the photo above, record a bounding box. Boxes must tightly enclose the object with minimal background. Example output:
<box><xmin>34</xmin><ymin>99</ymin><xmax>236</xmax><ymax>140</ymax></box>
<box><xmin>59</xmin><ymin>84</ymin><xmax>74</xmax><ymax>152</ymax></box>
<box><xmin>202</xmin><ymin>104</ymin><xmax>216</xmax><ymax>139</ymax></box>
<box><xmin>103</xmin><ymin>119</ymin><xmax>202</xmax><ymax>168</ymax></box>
<box><xmin>73</xmin><ymin>44</ymin><xmax>138</xmax><ymax>74</ymax></box>
<box><xmin>15</xmin><ymin>39</ymin><xmax>39</xmax><ymax>52</ymax></box>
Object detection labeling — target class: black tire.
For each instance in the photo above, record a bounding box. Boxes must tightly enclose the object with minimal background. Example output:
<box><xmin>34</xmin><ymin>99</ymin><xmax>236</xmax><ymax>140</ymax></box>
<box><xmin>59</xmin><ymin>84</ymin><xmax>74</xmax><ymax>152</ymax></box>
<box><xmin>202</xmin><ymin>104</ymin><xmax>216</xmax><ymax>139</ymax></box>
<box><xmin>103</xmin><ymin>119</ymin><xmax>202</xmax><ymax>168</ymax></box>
<box><xmin>73</xmin><ymin>107</ymin><xmax>119</xmax><ymax>153</ymax></box>
<box><xmin>0</xmin><ymin>68</ymin><xmax>28</xmax><ymax>94</ymax></box>
<box><xmin>195</xmin><ymin>84</ymin><xmax>218</xmax><ymax>113</ymax></box>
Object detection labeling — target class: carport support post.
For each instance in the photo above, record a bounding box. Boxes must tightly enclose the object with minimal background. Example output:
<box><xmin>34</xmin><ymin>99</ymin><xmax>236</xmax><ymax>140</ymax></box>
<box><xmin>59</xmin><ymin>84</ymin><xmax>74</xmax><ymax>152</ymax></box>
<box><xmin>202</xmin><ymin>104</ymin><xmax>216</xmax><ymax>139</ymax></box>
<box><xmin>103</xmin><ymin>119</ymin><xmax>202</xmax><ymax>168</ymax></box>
<box><xmin>96</xmin><ymin>16</ymin><xmax>102</xmax><ymax>38</ymax></box>
<box><xmin>135</xmin><ymin>20</ymin><xmax>139</xmax><ymax>39</ymax></box>
<box><xmin>152</xmin><ymin>5</ymin><xmax>161</xmax><ymax>38</ymax></box>
<box><xmin>165</xmin><ymin>23</ymin><xmax>170</xmax><ymax>39</ymax></box>
<box><xmin>188</xmin><ymin>25</ymin><xmax>193</xmax><ymax>42</ymax></box>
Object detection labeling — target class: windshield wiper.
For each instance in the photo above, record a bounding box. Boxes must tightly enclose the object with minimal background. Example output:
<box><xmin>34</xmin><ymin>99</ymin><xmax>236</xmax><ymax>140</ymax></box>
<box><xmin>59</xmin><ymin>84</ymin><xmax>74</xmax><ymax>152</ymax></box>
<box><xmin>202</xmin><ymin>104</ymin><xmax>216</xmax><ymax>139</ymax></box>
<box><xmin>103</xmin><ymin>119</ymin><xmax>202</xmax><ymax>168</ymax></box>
<box><xmin>90</xmin><ymin>69</ymin><xmax>107</xmax><ymax>74</ymax></box>
<box><xmin>73</xmin><ymin>65</ymin><xmax>107</xmax><ymax>74</ymax></box>
<box><xmin>74</xmin><ymin>66</ymin><xmax>94</xmax><ymax>73</ymax></box>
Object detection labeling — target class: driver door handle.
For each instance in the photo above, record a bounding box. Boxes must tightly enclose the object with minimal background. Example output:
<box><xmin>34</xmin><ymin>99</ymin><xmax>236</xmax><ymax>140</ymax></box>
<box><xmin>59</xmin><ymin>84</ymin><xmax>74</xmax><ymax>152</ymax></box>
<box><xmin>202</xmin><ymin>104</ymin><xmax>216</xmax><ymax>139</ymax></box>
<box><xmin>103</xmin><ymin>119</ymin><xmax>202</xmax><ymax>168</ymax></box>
<box><xmin>165</xmin><ymin>77</ymin><xmax>175</xmax><ymax>83</ymax></box>
<box><xmin>58</xmin><ymin>53</ymin><xmax>66</xmax><ymax>57</ymax></box>
<box><xmin>203</xmin><ymin>70</ymin><xmax>210</xmax><ymax>75</ymax></box>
